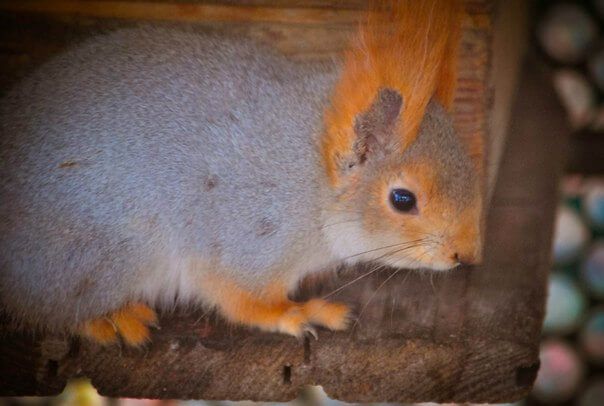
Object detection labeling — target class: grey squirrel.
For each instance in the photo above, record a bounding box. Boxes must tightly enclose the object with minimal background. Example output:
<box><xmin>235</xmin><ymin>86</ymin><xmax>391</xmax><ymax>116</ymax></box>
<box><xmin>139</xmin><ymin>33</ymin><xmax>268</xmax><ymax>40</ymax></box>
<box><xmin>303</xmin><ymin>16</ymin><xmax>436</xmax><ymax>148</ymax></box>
<box><xmin>0</xmin><ymin>0</ymin><xmax>482</xmax><ymax>345</ymax></box>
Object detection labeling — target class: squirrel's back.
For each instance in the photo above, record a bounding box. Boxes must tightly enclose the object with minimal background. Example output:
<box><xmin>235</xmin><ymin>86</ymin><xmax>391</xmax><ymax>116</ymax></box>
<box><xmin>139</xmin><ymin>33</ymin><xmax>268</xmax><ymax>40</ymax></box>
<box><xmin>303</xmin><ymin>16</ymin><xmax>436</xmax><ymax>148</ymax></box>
<box><xmin>0</xmin><ymin>27</ymin><xmax>338</xmax><ymax>331</ymax></box>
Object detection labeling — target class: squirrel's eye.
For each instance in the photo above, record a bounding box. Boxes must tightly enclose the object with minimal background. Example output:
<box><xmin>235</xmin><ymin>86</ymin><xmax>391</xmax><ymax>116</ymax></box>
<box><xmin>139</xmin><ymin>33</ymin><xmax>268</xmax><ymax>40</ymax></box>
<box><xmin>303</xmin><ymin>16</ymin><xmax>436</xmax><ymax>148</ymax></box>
<box><xmin>390</xmin><ymin>189</ymin><xmax>417</xmax><ymax>213</ymax></box>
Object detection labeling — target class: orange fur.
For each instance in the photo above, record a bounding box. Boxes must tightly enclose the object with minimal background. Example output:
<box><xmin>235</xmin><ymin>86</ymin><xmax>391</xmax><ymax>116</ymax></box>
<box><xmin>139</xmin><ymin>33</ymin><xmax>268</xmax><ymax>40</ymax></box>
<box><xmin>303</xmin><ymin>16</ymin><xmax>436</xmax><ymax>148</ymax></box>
<box><xmin>322</xmin><ymin>0</ymin><xmax>462</xmax><ymax>184</ymax></box>
<box><xmin>80</xmin><ymin>302</ymin><xmax>157</xmax><ymax>346</ymax></box>
<box><xmin>81</xmin><ymin>318</ymin><xmax>118</xmax><ymax>345</ymax></box>
<box><xmin>451</xmin><ymin>205</ymin><xmax>483</xmax><ymax>264</ymax></box>
<box><xmin>202</xmin><ymin>274</ymin><xmax>350</xmax><ymax>337</ymax></box>
<box><xmin>358</xmin><ymin>159</ymin><xmax>480</xmax><ymax>269</ymax></box>
<box><xmin>302</xmin><ymin>298</ymin><xmax>350</xmax><ymax>330</ymax></box>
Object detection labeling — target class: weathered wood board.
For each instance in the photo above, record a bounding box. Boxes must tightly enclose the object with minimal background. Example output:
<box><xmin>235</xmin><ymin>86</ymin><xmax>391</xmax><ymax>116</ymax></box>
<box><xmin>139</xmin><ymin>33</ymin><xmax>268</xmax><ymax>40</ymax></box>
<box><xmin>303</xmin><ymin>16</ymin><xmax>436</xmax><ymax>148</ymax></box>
<box><xmin>0</xmin><ymin>0</ymin><xmax>554</xmax><ymax>403</ymax></box>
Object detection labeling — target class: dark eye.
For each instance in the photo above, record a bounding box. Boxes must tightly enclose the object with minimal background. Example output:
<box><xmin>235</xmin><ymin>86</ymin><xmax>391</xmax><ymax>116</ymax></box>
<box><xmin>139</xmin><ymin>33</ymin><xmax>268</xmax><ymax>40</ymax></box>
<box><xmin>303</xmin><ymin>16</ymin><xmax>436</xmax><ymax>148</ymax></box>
<box><xmin>390</xmin><ymin>188</ymin><xmax>417</xmax><ymax>213</ymax></box>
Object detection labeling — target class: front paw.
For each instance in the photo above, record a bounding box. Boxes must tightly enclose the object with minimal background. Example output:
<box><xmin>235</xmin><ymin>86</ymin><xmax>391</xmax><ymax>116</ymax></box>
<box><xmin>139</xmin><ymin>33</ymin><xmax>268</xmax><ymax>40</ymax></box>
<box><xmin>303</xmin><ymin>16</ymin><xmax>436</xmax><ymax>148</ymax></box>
<box><xmin>277</xmin><ymin>306</ymin><xmax>318</xmax><ymax>339</ymax></box>
<box><xmin>302</xmin><ymin>299</ymin><xmax>351</xmax><ymax>331</ymax></box>
<box><xmin>275</xmin><ymin>300</ymin><xmax>351</xmax><ymax>338</ymax></box>
<box><xmin>79</xmin><ymin>303</ymin><xmax>158</xmax><ymax>346</ymax></box>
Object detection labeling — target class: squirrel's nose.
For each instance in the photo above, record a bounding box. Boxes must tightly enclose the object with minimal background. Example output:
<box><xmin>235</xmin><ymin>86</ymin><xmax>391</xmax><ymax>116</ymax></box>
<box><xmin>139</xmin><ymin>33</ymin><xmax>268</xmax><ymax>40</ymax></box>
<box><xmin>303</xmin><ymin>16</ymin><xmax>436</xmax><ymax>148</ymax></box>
<box><xmin>452</xmin><ymin>252</ymin><xmax>476</xmax><ymax>267</ymax></box>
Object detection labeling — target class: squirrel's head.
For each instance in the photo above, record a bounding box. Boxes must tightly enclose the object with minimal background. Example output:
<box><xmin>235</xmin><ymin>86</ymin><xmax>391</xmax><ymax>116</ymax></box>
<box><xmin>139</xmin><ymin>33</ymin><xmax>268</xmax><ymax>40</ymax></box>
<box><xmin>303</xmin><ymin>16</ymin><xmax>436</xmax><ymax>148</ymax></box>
<box><xmin>323</xmin><ymin>88</ymin><xmax>483</xmax><ymax>271</ymax></box>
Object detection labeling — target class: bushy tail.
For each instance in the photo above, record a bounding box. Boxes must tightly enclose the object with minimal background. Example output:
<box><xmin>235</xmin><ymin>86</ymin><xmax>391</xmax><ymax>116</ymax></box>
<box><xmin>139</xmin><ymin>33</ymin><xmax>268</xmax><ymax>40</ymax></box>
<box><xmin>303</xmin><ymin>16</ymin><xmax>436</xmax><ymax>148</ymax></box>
<box><xmin>322</xmin><ymin>0</ymin><xmax>462</xmax><ymax>182</ymax></box>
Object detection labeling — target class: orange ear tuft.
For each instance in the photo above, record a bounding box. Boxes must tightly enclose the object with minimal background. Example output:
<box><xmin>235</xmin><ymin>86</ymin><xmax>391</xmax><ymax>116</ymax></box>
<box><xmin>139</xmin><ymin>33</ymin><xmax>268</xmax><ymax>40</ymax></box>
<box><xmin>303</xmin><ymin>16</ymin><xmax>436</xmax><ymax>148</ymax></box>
<box><xmin>322</xmin><ymin>0</ymin><xmax>462</xmax><ymax>185</ymax></box>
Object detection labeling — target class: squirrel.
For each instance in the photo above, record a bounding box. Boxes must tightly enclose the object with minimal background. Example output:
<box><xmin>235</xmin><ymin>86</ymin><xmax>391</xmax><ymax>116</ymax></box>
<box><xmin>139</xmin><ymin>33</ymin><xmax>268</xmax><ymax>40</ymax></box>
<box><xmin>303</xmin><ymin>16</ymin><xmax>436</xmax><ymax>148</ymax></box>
<box><xmin>0</xmin><ymin>0</ymin><xmax>482</xmax><ymax>346</ymax></box>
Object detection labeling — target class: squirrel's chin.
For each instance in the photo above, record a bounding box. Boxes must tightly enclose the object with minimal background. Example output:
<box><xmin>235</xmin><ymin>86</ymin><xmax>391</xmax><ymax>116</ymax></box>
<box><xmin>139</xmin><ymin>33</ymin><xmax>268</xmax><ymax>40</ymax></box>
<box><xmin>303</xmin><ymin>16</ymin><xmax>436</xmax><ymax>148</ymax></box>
<box><xmin>384</xmin><ymin>258</ymin><xmax>458</xmax><ymax>272</ymax></box>
<box><xmin>420</xmin><ymin>263</ymin><xmax>460</xmax><ymax>272</ymax></box>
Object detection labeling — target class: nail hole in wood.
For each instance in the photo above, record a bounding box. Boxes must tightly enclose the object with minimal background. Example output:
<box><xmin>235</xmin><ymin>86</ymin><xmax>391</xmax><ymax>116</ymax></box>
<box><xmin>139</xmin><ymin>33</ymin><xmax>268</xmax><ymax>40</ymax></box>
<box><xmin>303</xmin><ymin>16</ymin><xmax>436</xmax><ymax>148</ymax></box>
<box><xmin>303</xmin><ymin>336</ymin><xmax>311</xmax><ymax>364</ymax></box>
<box><xmin>282</xmin><ymin>364</ymin><xmax>292</xmax><ymax>385</ymax></box>
<box><xmin>46</xmin><ymin>360</ymin><xmax>59</xmax><ymax>378</ymax></box>
<box><xmin>68</xmin><ymin>337</ymin><xmax>81</xmax><ymax>358</ymax></box>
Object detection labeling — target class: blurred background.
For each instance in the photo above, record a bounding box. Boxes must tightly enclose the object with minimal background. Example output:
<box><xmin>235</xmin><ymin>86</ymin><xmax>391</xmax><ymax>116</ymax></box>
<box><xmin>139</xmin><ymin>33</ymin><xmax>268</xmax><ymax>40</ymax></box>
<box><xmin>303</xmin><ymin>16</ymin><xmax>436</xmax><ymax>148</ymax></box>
<box><xmin>527</xmin><ymin>2</ymin><xmax>604</xmax><ymax>403</ymax></box>
<box><xmin>1</xmin><ymin>0</ymin><xmax>604</xmax><ymax>405</ymax></box>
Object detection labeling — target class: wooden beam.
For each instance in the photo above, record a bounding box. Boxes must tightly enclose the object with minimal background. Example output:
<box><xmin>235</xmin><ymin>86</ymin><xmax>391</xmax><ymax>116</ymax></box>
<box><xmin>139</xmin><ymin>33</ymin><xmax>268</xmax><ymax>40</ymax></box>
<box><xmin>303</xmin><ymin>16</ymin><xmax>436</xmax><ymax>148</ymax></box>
<box><xmin>0</xmin><ymin>0</ymin><xmax>361</xmax><ymax>24</ymax></box>
<box><xmin>487</xmin><ymin>0</ymin><xmax>530</xmax><ymax>198</ymax></box>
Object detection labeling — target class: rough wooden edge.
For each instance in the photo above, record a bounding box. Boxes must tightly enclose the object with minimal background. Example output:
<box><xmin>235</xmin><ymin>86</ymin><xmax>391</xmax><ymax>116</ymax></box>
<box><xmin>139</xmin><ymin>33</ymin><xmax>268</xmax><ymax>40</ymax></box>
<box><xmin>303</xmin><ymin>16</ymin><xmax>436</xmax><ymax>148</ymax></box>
<box><xmin>0</xmin><ymin>332</ymin><xmax>541</xmax><ymax>402</ymax></box>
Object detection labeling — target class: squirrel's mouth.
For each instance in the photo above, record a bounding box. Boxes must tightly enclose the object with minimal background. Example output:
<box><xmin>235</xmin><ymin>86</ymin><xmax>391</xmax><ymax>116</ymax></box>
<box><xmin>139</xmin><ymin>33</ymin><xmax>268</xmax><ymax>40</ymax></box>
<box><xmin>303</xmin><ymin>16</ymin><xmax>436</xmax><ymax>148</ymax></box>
<box><xmin>380</xmin><ymin>253</ymin><xmax>460</xmax><ymax>272</ymax></box>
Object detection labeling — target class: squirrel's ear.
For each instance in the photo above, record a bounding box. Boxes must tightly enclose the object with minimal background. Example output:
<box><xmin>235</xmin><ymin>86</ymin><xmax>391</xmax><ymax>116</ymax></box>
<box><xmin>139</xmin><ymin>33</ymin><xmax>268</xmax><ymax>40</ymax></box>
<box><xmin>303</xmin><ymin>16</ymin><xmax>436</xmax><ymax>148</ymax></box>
<box><xmin>351</xmin><ymin>87</ymin><xmax>403</xmax><ymax>166</ymax></box>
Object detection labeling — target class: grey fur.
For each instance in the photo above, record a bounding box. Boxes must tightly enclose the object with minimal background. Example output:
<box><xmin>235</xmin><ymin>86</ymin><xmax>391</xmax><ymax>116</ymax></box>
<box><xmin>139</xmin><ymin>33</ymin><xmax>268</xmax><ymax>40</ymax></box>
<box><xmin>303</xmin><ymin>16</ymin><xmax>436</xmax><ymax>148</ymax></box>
<box><xmin>403</xmin><ymin>101</ymin><xmax>477</xmax><ymax>205</ymax></box>
<box><xmin>345</xmin><ymin>97</ymin><xmax>476</xmax><ymax>211</ymax></box>
<box><xmin>0</xmin><ymin>27</ymin><xmax>339</xmax><ymax>331</ymax></box>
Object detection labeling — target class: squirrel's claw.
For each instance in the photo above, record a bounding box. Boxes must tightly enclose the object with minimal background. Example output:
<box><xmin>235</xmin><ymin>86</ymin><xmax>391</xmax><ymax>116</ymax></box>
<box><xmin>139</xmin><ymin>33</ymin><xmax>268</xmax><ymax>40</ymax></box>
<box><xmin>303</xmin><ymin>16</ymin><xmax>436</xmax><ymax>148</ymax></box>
<box><xmin>304</xmin><ymin>325</ymin><xmax>318</xmax><ymax>340</ymax></box>
<box><xmin>273</xmin><ymin>300</ymin><xmax>350</xmax><ymax>339</ymax></box>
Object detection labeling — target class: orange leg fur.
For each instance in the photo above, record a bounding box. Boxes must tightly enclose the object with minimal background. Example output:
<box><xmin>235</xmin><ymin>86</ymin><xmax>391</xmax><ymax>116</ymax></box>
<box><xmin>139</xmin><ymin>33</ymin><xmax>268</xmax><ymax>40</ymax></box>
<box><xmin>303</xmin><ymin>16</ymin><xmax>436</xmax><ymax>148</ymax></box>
<box><xmin>79</xmin><ymin>303</ymin><xmax>158</xmax><ymax>346</ymax></box>
<box><xmin>204</xmin><ymin>276</ymin><xmax>351</xmax><ymax>337</ymax></box>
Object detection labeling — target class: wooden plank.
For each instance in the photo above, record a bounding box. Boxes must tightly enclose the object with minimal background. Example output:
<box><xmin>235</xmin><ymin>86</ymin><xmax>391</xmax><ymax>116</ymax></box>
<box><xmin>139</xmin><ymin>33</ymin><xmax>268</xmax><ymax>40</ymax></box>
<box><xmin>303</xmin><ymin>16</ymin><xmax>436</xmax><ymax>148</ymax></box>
<box><xmin>0</xmin><ymin>0</ymin><xmax>361</xmax><ymax>24</ymax></box>
<box><xmin>487</xmin><ymin>0</ymin><xmax>529</xmax><ymax>198</ymax></box>
<box><xmin>0</xmin><ymin>56</ymin><xmax>567</xmax><ymax>402</ymax></box>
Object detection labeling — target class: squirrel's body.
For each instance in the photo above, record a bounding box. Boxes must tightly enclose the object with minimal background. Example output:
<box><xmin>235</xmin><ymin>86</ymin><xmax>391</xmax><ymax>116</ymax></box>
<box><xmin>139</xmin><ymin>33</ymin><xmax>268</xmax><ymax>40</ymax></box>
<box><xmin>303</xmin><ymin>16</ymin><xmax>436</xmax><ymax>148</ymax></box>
<box><xmin>1</xmin><ymin>28</ymin><xmax>340</xmax><ymax>331</ymax></box>
<box><xmin>1</xmin><ymin>1</ymin><xmax>482</xmax><ymax>344</ymax></box>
